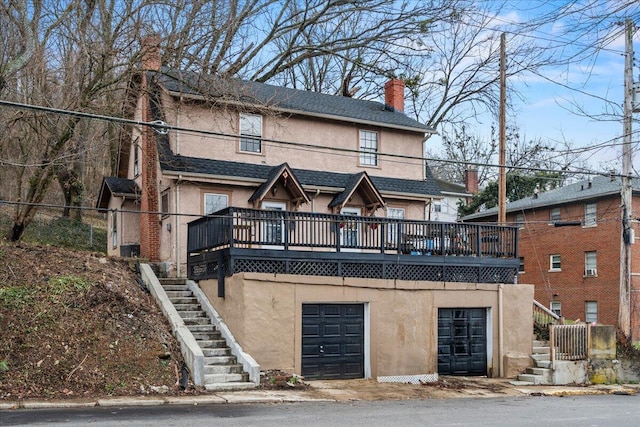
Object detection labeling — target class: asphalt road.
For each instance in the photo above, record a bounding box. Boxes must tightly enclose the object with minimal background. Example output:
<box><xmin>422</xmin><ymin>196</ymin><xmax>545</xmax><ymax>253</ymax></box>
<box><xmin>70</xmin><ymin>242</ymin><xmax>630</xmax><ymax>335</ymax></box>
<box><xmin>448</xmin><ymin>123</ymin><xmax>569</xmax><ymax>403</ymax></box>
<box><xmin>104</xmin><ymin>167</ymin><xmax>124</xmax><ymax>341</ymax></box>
<box><xmin>2</xmin><ymin>394</ymin><xmax>640</xmax><ymax>427</ymax></box>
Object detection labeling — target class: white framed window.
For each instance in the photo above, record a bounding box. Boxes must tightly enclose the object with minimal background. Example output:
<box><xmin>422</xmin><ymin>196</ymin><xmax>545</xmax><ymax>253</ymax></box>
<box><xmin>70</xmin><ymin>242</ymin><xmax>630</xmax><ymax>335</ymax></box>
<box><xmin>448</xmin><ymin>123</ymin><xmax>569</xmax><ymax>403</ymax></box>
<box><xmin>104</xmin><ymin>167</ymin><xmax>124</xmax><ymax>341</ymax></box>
<box><xmin>204</xmin><ymin>193</ymin><xmax>229</xmax><ymax>215</ymax></box>
<box><xmin>433</xmin><ymin>203</ymin><xmax>442</xmax><ymax>213</ymax></box>
<box><xmin>515</xmin><ymin>213</ymin><xmax>524</xmax><ymax>228</ymax></box>
<box><xmin>585</xmin><ymin>301</ymin><xmax>598</xmax><ymax>323</ymax></box>
<box><xmin>550</xmin><ymin>254</ymin><xmax>561</xmax><ymax>271</ymax></box>
<box><xmin>584</xmin><ymin>202</ymin><xmax>597</xmax><ymax>227</ymax></box>
<box><xmin>387</xmin><ymin>207</ymin><xmax>405</xmax><ymax>244</ymax></box>
<box><xmin>518</xmin><ymin>257</ymin><xmax>525</xmax><ymax>273</ymax></box>
<box><xmin>585</xmin><ymin>251</ymin><xmax>597</xmax><ymax>276</ymax></box>
<box><xmin>550</xmin><ymin>301</ymin><xmax>561</xmax><ymax>317</ymax></box>
<box><xmin>359</xmin><ymin>130</ymin><xmax>378</xmax><ymax>166</ymax></box>
<box><xmin>550</xmin><ymin>207</ymin><xmax>561</xmax><ymax>222</ymax></box>
<box><xmin>240</xmin><ymin>113</ymin><xmax>262</xmax><ymax>153</ymax></box>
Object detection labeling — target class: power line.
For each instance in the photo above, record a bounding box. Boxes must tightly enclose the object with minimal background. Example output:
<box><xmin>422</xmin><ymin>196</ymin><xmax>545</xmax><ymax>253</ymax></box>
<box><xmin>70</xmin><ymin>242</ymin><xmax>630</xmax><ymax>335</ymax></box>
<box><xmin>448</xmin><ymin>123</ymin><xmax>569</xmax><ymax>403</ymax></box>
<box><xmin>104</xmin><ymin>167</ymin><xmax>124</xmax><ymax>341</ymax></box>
<box><xmin>0</xmin><ymin>98</ymin><xmax>630</xmax><ymax>179</ymax></box>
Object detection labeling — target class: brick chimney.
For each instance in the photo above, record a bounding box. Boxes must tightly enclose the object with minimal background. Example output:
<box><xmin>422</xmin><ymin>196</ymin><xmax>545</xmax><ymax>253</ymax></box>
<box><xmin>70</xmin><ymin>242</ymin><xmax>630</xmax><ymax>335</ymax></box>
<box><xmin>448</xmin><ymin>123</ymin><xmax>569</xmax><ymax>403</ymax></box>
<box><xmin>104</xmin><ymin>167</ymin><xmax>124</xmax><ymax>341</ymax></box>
<box><xmin>142</xmin><ymin>34</ymin><xmax>161</xmax><ymax>71</ymax></box>
<box><xmin>384</xmin><ymin>79</ymin><xmax>405</xmax><ymax>113</ymax></box>
<box><xmin>465</xmin><ymin>167</ymin><xmax>479</xmax><ymax>194</ymax></box>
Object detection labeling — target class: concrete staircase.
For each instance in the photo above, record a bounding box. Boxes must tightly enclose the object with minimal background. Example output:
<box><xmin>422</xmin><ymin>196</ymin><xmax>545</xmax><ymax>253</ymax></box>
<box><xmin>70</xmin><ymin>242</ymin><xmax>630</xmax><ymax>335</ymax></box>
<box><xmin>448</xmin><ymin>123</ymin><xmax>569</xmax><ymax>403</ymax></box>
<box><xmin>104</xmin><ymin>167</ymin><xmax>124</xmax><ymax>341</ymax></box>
<box><xmin>160</xmin><ymin>278</ymin><xmax>255</xmax><ymax>391</ymax></box>
<box><xmin>514</xmin><ymin>339</ymin><xmax>552</xmax><ymax>385</ymax></box>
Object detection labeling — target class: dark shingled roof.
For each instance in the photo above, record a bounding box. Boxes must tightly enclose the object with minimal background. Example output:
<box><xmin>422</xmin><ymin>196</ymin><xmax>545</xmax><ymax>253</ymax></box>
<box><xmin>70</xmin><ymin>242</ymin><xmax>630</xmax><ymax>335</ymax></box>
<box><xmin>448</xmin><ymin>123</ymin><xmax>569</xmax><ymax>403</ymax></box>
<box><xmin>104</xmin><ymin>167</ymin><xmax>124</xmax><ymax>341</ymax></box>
<box><xmin>161</xmin><ymin>155</ymin><xmax>441</xmax><ymax>199</ymax></box>
<box><xmin>435</xmin><ymin>178</ymin><xmax>468</xmax><ymax>195</ymax></box>
<box><xmin>153</xmin><ymin>68</ymin><xmax>434</xmax><ymax>133</ymax></box>
<box><xmin>462</xmin><ymin>175</ymin><xmax>640</xmax><ymax>221</ymax></box>
<box><xmin>96</xmin><ymin>177</ymin><xmax>139</xmax><ymax>209</ymax></box>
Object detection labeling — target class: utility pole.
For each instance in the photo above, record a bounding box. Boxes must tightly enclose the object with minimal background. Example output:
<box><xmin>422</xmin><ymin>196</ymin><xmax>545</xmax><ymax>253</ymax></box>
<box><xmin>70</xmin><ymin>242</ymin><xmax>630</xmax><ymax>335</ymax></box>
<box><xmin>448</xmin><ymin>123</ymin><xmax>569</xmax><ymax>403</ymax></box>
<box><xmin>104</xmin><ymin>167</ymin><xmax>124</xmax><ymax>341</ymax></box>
<box><xmin>498</xmin><ymin>33</ymin><xmax>507</xmax><ymax>224</ymax></box>
<box><xmin>619</xmin><ymin>19</ymin><xmax>634</xmax><ymax>340</ymax></box>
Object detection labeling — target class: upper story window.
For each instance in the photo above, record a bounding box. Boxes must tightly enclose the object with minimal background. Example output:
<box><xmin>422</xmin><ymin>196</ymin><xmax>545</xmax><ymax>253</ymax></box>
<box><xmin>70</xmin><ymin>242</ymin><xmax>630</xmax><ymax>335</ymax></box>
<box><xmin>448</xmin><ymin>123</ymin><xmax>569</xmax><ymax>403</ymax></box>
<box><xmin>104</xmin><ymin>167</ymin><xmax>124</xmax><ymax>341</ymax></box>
<box><xmin>550</xmin><ymin>207</ymin><xmax>561</xmax><ymax>222</ymax></box>
<box><xmin>359</xmin><ymin>130</ymin><xmax>378</xmax><ymax>166</ymax></box>
<box><xmin>433</xmin><ymin>203</ymin><xmax>442</xmax><ymax>213</ymax></box>
<box><xmin>240</xmin><ymin>113</ymin><xmax>262</xmax><ymax>153</ymax></box>
<box><xmin>518</xmin><ymin>257</ymin><xmax>525</xmax><ymax>273</ymax></box>
<box><xmin>161</xmin><ymin>192</ymin><xmax>169</xmax><ymax>218</ymax></box>
<box><xmin>514</xmin><ymin>213</ymin><xmax>524</xmax><ymax>228</ymax></box>
<box><xmin>585</xmin><ymin>251</ymin><xmax>597</xmax><ymax>276</ymax></box>
<box><xmin>387</xmin><ymin>207</ymin><xmax>405</xmax><ymax>244</ymax></box>
<box><xmin>584</xmin><ymin>202</ymin><xmax>597</xmax><ymax>227</ymax></box>
<box><xmin>550</xmin><ymin>254</ymin><xmax>561</xmax><ymax>271</ymax></box>
<box><xmin>204</xmin><ymin>193</ymin><xmax>229</xmax><ymax>215</ymax></box>
<box><xmin>133</xmin><ymin>143</ymin><xmax>140</xmax><ymax>177</ymax></box>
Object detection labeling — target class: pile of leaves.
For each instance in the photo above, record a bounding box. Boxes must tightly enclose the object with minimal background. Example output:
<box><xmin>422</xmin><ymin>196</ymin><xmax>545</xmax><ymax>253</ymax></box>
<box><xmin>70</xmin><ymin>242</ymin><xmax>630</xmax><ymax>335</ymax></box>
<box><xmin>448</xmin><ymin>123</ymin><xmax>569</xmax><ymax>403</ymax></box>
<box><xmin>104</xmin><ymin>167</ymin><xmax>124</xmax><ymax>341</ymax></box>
<box><xmin>0</xmin><ymin>240</ymin><xmax>190</xmax><ymax>400</ymax></box>
<box><xmin>260</xmin><ymin>370</ymin><xmax>309</xmax><ymax>390</ymax></box>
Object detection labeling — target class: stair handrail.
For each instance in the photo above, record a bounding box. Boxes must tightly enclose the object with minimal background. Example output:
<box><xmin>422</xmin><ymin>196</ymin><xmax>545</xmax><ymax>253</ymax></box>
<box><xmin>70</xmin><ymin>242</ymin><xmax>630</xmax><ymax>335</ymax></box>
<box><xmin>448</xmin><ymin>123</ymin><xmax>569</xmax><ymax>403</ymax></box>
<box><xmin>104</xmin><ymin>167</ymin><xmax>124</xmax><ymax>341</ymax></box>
<box><xmin>533</xmin><ymin>300</ymin><xmax>560</xmax><ymax>322</ymax></box>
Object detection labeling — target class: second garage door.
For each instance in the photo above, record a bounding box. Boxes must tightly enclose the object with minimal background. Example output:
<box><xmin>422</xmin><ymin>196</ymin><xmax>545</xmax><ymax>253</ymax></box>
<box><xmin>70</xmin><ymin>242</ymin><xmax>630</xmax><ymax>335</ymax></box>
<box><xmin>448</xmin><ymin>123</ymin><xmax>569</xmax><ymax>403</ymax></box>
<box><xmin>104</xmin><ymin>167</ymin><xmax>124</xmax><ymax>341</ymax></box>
<box><xmin>437</xmin><ymin>308</ymin><xmax>487</xmax><ymax>375</ymax></box>
<box><xmin>302</xmin><ymin>303</ymin><xmax>364</xmax><ymax>380</ymax></box>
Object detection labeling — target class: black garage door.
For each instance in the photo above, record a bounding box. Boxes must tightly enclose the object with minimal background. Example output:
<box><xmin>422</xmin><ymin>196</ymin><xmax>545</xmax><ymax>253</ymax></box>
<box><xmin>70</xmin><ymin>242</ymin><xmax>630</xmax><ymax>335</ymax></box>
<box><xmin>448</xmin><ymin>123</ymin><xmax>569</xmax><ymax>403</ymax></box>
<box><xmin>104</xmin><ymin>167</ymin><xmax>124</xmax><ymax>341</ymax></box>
<box><xmin>302</xmin><ymin>303</ymin><xmax>364</xmax><ymax>379</ymax></box>
<box><xmin>438</xmin><ymin>308</ymin><xmax>487</xmax><ymax>375</ymax></box>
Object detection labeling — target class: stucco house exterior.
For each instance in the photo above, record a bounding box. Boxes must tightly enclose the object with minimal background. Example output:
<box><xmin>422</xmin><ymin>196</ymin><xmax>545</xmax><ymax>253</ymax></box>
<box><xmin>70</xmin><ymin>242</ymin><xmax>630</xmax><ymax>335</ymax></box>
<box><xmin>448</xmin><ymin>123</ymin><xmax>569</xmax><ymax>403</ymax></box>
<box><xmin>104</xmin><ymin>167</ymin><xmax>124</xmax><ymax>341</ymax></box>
<box><xmin>462</xmin><ymin>175</ymin><xmax>640</xmax><ymax>339</ymax></box>
<box><xmin>431</xmin><ymin>168</ymin><xmax>478</xmax><ymax>222</ymax></box>
<box><xmin>97</xmin><ymin>39</ymin><xmax>533</xmax><ymax>381</ymax></box>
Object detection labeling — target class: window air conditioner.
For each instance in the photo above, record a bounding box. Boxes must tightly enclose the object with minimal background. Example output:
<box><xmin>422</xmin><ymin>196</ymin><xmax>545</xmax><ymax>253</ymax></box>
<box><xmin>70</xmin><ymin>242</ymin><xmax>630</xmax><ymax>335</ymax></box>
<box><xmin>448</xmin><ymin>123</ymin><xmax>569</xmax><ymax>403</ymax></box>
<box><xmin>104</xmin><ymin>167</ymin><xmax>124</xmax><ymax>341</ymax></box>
<box><xmin>585</xmin><ymin>268</ymin><xmax>597</xmax><ymax>276</ymax></box>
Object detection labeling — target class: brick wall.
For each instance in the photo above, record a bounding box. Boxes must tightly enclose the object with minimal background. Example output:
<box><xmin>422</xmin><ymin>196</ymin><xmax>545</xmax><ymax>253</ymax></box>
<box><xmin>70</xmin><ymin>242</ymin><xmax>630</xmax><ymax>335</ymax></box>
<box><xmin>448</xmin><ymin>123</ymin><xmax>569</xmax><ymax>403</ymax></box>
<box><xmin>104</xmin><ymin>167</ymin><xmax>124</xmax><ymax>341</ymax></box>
<box><xmin>514</xmin><ymin>194</ymin><xmax>623</xmax><ymax>326</ymax></box>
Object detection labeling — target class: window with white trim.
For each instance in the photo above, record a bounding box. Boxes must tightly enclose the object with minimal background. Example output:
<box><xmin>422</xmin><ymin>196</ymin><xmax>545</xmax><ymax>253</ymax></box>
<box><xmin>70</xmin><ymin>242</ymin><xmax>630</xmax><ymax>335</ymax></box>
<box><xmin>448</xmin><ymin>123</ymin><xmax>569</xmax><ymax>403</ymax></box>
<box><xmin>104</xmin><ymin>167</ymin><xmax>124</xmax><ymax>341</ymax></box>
<box><xmin>204</xmin><ymin>193</ymin><xmax>228</xmax><ymax>215</ymax></box>
<box><xmin>518</xmin><ymin>257</ymin><xmax>525</xmax><ymax>273</ymax></box>
<box><xmin>585</xmin><ymin>251</ymin><xmax>597</xmax><ymax>276</ymax></box>
<box><xmin>550</xmin><ymin>254</ymin><xmax>561</xmax><ymax>271</ymax></box>
<box><xmin>240</xmin><ymin>113</ymin><xmax>262</xmax><ymax>153</ymax></box>
<box><xmin>515</xmin><ymin>213</ymin><xmax>524</xmax><ymax>228</ymax></box>
<box><xmin>584</xmin><ymin>202</ymin><xmax>597</xmax><ymax>227</ymax></box>
<box><xmin>550</xmin><ymin>207</ymin><xmax>561</xmax><ymax>222</ymax></box>
<box><xmin>585</xmin><ymin>301</ymin><xmax>598</xmax><ymax>323</ymax></box>
<box><xmin>387</xmin><ymin>207</ymin><xmax>405</xmax><ymax>244</ymax></box>
<box><xmin>550</xmin><ymin>301</ymin><xmax>561</xmax><ymax>317</ymax></box>
<box><xmin>359</xmin><ymin>130</ymin><xmax>378</xmax><ymax>166</ymax></box>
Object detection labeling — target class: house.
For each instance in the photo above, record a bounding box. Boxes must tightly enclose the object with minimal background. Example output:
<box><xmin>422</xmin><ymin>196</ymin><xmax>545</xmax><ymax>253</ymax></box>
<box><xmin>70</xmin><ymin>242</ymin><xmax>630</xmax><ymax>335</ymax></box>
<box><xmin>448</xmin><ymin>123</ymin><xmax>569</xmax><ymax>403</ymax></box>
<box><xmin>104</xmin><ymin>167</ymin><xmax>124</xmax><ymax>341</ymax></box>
<box><xmin>431</xmin><ymin>168</ymin><xmax>478</xmax><ymax>222</ymax></box>
<box><xmin>97</xmin><ymin>37</ymin><xmax>532</xmax><ymax>381</ymax></box>
<box><xmin>462</xmin><ymin>175</ymin><xmax>640</xmax><ymax>339</ymax></box>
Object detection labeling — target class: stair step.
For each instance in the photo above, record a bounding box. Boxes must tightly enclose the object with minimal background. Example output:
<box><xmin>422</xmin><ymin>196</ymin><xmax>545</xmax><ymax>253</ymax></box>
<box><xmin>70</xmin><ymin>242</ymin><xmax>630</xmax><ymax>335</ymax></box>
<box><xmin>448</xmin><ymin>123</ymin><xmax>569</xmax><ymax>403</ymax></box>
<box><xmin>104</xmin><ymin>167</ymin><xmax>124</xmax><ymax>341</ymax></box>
<box><xmin>204</xmin><ymin>356</ymin><xmax>236</xmax><ymax>365</ymax></box>
<box><xmin>173</xmin><ymin>303</ymin><xmax>201</xmax><ymax>311</ymax></box>
<box><xmin>169</xmin><ymin>297</ymin><xmax>199</xmax><ymax>305</ymax></box>
<box><xmin>533</xmin><ymin>340</ymin><xmax>549</xmax><ymax>347</ymax></box>
<box><xmin>204</xmin><ymin>373</ymin><xmax>245</xmax><ymax>383</ymax></box>
<box><xmin>187</xmin><ymin>324</ymin><xmax>218</xmax><ymax>333</ymax></box>
<box><xmin>536</xmin><ymin>360</ymin><xmax>552</xmax><ymax>369</ymax></box>
<box><xmin>202</xmin><ymin>348</ymin><xmax>231</xmax><ymax>357</ymax></box>
<box><xmin>204</xmin><ymin>382</ymin><xmax>256</xmax><ymax>391</ymax></box>
<box><xmin>193</xmin><ymin>332</ymin><xmax>223</xmax><ymax>341</ymax></box>
<box><xmin>533</xmin><ymin>346</ymin><xmax>550</xmax><ymax>354</ymax></box>
<box><xmin>178</xmin><ymin>311</ymin><xmax>207</xmax><ymax>318</ymax></box>
<box><xmin>165</xmin><ymin>290</ymin><xmax>193</xmax><ymax>298</ymax></box>
<box><xmin>509</xmin><ymin>380</ymin><xmax>535</xmax><ymax>386</ymax></box>
<box><xmin>531</xmin><ymin>353</ymin><xmax>550</xmax><ymax>361</ymax></box>
<box><xmin>517</xmin><ymin>373</ymin><xmax>550</xmax><ymax>385</ymax></box>
<box><xmin>161</xmin><ymin>284</ymin><xmax>188</xmax><ymax>291</ymax></box>
<box><xmin>183</xmin><ymin>318</ymin><xmax>212</xmax><ymax>326</ymax></box>
<box><xmin>159</xmin><ymin>278</ymin><xmax>187</xmax><ymax>286</ymax></box>
<box><xmin>204</xmin><ymin>364</ymin><xmax>244</xmax><ymax>375</ymax></box>
<box><xmin>526</xmin><ymin>367</ymin><xmax>551</xmax><ymax>376</ymax></box>
<box><xmin>198</xmin><ymin>339</ymin><xmax>228</xmax><ymax>349</ymax></box>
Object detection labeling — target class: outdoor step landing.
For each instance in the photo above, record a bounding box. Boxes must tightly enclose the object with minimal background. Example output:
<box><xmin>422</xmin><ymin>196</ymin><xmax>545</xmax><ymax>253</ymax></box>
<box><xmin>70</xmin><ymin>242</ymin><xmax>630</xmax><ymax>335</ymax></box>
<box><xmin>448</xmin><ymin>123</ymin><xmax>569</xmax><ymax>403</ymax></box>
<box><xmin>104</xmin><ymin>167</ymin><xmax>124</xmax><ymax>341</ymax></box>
<box><xmin>533</xmin><ymin>346</ymin><xmax>550</xmax><ymax>354</ymax></box>
<box><xmin>204</xmin><ymin>382</ymin><xmax>256</xmax><ymax>391</ymax></box>
<box><xmin>509</xmin><ymin>380</ymin><xmax>535</xmax><ymax>386</ymax></box>
<box><xmin>533</xmin><ymin>340</ymin><xmax>549</xmax><ymax>347</ymax></box>
<box><xmin>204</xmin><ymin>373</ymin><xmax>246</xmax><ymax>383</ymax></box>
<box><xmin>517</xmin><ymin>373</ymin><xmax>550</xmax><ymax>385</ymax></box>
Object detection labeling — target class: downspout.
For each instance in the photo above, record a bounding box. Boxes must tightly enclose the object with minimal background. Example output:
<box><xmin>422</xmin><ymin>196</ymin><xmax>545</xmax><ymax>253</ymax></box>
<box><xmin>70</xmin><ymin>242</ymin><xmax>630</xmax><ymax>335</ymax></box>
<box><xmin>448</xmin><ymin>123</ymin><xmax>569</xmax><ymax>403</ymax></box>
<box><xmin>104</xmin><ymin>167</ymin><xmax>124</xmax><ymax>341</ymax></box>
<box><xmin>311</xmin><ymin>189</ymin><xmax>320</xmax><ymax>212</ymax></box>
<box><xmin>175</xmin><ymin>175</ymin><xmax>182</xmax><ymax>277</ymax></box>
<box><xmin>498</xmin><ymin>283</ymin><xmax>504</xmax><ymax>377</ymax></box>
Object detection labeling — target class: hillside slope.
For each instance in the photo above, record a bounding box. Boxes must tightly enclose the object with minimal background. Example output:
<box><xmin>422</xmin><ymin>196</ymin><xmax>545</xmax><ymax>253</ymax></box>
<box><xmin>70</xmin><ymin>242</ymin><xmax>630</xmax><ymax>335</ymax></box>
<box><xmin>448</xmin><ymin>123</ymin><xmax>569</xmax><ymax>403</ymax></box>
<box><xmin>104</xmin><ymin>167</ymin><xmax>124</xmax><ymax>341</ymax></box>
<box><xmin>0</xmin><ymin>240</ymin><xmax>189</xmax><ymax>400</ymax></box>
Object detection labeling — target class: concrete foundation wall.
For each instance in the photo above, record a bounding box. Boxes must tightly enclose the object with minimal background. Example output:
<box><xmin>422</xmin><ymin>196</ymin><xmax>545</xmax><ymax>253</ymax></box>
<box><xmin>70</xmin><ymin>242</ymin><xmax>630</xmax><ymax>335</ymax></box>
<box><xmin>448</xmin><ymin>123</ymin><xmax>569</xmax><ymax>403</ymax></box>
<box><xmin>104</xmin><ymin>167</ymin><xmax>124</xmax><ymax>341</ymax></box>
<box><xmin>200</xmin><ymin>274</ymin><xmax>534</xmax><ymax>378</ymax></box>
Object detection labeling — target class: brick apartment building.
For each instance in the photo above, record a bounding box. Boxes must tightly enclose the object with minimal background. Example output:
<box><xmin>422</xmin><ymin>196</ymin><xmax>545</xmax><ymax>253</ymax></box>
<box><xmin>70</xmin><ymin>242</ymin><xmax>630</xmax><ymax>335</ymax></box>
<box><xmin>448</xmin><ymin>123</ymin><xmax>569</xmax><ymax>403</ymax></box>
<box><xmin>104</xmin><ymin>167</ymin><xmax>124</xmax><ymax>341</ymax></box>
<box><xmin>463</xmin><ymin>175</ymin><xmax>640</xmax><ymax>338</ymax></box>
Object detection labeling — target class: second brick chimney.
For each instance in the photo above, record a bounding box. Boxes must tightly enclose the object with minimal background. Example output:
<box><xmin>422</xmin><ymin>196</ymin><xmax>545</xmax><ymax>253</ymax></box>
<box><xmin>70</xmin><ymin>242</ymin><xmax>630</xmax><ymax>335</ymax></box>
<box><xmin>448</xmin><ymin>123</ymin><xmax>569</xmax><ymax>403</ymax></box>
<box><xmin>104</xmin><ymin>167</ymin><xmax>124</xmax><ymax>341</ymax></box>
<box><xmin>384</xmin><ymin>79</ymin><xmax>405</xmax><ymax>113</ymax></box>
<box><xmin>465</xmin><ymin>167</ymin><xmax>479</xmax><ymax>194</ymax></box>
<box><xmin>142</xmin><ymin>34</ymin><xmax>161</xmax><ymax>71</ymax></box>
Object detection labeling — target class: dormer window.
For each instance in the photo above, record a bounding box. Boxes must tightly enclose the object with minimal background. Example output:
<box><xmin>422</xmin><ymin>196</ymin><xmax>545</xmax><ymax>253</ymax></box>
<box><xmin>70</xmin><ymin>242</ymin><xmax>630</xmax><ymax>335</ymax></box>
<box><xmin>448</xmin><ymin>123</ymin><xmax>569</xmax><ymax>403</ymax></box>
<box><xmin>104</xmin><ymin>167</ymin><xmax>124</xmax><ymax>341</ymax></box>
<box><xmin>359</xmin><ymin>130</ymin><xmax>378</xmax><ymax>166</ymax></box>
<box><xmin>240</xmin><ymin>113</ymin><xmax>262</xmax><ymax>153</ymax></box>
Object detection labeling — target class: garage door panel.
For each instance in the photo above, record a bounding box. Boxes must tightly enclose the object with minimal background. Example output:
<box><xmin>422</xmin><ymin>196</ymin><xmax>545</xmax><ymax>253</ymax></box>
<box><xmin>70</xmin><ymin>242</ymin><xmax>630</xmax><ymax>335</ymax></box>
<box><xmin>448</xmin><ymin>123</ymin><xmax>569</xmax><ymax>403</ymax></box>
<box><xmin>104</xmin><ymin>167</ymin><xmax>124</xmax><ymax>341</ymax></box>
<box><xmin>302</xmin><ymin>303</ymin><xmax>364</xmax><ymax>380</ymax></box>
<box><xmin>438</xmin><ymin>308</ymin><xmax>487</xmax><ymax>376</ymax></box>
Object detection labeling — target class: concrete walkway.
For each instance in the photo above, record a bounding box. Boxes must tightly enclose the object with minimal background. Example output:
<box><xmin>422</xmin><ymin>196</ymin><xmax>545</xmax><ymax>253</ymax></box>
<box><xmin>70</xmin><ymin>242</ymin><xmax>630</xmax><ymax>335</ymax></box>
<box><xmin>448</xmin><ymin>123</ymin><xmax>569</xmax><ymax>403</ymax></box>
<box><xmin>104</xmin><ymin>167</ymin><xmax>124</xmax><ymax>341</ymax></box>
<box><xmin>1</xmin><ymin>378</ymin><xmax>637</xmax><ymax>410</ymax></box>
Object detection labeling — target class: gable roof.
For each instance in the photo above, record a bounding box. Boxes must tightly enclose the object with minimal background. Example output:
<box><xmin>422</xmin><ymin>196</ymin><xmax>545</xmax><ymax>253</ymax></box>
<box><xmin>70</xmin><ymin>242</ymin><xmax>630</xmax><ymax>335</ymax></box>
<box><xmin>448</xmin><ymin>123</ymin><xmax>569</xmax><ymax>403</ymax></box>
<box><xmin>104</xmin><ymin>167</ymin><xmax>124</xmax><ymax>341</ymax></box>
<box><xmin>462</xmin><ymin>175</ymin><xmax>640</xmax><ymax>221</ymax></box>
<box><xmin>96</xmin><ymin>177</ymin><xmax>140</xmax><ymax>209</ymax></box>
<box><xmin>328</xmin><ymin>171</ymin><xmax>385</xmax><ymax>211</ymax></box>
<box><xmin>248</xmin><ymin>163</ymin><xmax>311</xmax><ymax>206</ymax></box>
<box><xmin>435</xmin><ymin>178</ymin><xmax>469</xmax><ymax>196</ymax></box>
<box><xmin>153</xmin><ymin>68</ymin><xmax>434</xmax><ymax>134</ymax></box>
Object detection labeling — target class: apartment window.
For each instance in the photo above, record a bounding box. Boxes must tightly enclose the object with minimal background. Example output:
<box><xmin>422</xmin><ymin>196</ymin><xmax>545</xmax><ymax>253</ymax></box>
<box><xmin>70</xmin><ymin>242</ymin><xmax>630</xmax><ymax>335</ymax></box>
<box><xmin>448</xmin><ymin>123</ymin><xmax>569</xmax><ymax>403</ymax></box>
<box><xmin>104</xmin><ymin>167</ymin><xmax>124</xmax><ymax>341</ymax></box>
<box><xmin>550</xmin><ymin>207</ymin><xmax>561</xmax><ymax>222</ymax></box>
<box><xmin>359</xmin><ymin>130</ymin><xmax>378</xmax><ymax>166</ymax></box>
<box><xmin>204</xmin><ymin>193</ymin><xmax>229</xmax><ymax>215</ymax></box>
<box><xmin>515</xmin><ymin>213</ymin><xmax>524</xmax><ymax>228</ymax></box>
<box><xmin>585</xmin><ymin>251</ymin><xmax>597</xmax><ymax>276</ymax></box>
<box><xmin>585</xmin><ymin>301</ymin><xmax>598</xmax><ymax>323</ymax></box>
<box><xmin>584</xmin><ymin>202</ymin><xmax>597</xmax><ymax>227</ymax></box>
<box><xmin>387</xmin><ymin>207</ymin><xmax>405</xmax><ymax>244</ymax></box>
<box><xmin>433</xmin><ymin>203</ymin><xmax>442</xmax><ymax>213</ymax></box>
<box><xmin>240</xmin><ymin>113</ymin><xmax>262</xmax><ymax>153</ymax></box>
<box><xmin>518</xmin><ymin>257</ymin><xmax>525</xmax><ymax>273</ymax></box>
<box><xmin>111</xmin><ymin>209</ymin><xmax>117</xmax><ymax>249</ymax></box>
<box><xmin>550</xmin><ymin>301</ymin><xmax>561</xmax><ymax>317</ymax></box>
<box><xmin>133</xmin><ymin>143</ymin><xmax>139</xmax><ymax>177</ymax></box>
<box><xmin>161</xmin><ymin>192</ymin><xmax>169</xmax><ymax>218</ymax></box>
<box><xmin>550</xmin><ymin>254</ymin><xmax>561</xmax><ymax>271</ymax></box>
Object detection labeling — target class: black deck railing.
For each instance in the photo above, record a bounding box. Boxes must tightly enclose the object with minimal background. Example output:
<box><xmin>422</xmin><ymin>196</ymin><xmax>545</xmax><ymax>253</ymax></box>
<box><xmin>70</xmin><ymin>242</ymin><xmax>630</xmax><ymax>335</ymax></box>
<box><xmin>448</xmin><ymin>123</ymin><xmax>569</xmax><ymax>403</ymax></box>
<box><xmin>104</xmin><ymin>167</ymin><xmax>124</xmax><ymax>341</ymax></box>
<box><xmin>186</xmin><ymin>207</ymin><xmax>519</xmax><ymax>289</ymax></box>
<box><xmin>188</xmin><ymin>207</ymin><xmax>518</xmax><ymax>256</ymax></box>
